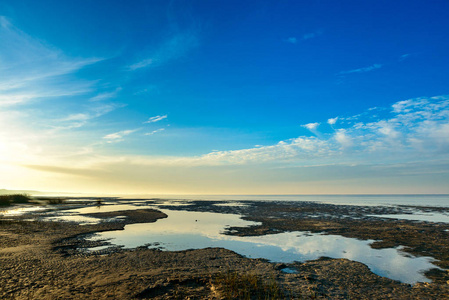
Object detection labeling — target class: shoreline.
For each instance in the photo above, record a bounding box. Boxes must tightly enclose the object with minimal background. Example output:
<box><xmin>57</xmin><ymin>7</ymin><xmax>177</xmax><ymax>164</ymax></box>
<box><xmin>1</xmin><ymin>198</ymin><xmax>449</xmax><ymax>299</ymax></box>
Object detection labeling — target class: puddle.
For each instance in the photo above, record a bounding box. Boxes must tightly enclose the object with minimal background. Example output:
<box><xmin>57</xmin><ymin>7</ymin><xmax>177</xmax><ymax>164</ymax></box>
<box><xmin>280</xmin><ymin>267</ymin><xmax>298</xmax><ymax>274</ymax></box>
<box><xmin>46</xmin><ymin>215</ymin><xmax>102</xmax><ymax>225</ymax></box>
<box><xmin>370</xmin><ymin>212</ymin><xmax>449</xmax><ymax>223</ymax></box>
<box><xmin>0</xmin><ymin>206</ymin><xmax>47</xmax><ymax>216</ymax></box>
<box><xmin>62</xmin><ymin>204</ymin><xmax>142</xmax><ymax>215</ymax></box>
<box><xmin>86</xmin><ymin>209</ymin><xmax>439</xmax><ymax>284</ymax></box>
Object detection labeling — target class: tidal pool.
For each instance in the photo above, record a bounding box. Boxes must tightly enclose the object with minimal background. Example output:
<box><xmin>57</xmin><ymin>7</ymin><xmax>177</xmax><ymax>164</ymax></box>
<box><xmin>0</xmin><ymin>206</ymin><xmax>47</xmax><ymax>216</ymax></box>
<box><xmin>86</xmin><ymin>209</ymin><xmax>439</xmax><ymax>284</ymax></box>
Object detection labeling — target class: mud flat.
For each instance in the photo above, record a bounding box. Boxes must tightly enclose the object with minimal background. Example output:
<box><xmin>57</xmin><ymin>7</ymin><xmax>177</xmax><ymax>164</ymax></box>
<box><xmin>1</xmin><ymin>199</ymin><xmax>449</xmax><ymax>299</ymax></box>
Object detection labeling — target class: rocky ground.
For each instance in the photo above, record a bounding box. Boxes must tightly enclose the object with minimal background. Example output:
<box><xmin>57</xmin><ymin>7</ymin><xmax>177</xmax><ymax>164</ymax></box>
<box><xmin>1</xmin><ymin>199</ymin><xmax>449</xmax><ymax>299</ymax></box>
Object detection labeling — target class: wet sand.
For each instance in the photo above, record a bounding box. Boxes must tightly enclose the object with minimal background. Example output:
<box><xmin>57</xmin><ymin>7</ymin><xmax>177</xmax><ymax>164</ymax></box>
<box><xmin>1</xmin><ymin>199</ymin><xmax>449</xmax><ymax>299</ymax></box>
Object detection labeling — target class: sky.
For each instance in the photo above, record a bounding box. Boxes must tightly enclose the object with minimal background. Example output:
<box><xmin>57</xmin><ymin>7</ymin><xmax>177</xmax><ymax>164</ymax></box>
<box><xmin>1</xmin><ymin>0</ymin><xmax>449</xmax><ymax>195</ymax></box>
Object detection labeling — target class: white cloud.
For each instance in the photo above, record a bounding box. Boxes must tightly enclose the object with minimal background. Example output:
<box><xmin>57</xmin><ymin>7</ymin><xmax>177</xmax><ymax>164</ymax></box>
<box><xmin>129</xmin><ymin>58</ymin><xmax>154</xmax><ymax>70</ymax></box>
<box><xmin>164</xmin><ymin>95</ymin><xmax>449</xmax><ymax>166</ymax></box>
<box><xmin>303</xmin><ymin>122</ymin><xmax>320</xmax><ymax>130</ymax></box>
<box><xmin>90</xmin><ymin>87</ymin><xmax>122</xmax><ymax>102</ymax></box>
<box><xmin>7</xmin><ymin>92</ymin><xmax>449</xmax><ymax>194</ymax></box>
<box><xmin>399</xmin><ymin>53</ymin><xmax>412</xmax><ymax>61</ymax></box>
<box><xmin>60</xmin><ymin>113</ymin><xmax>91</xmax><ymax>122</ymax></box>
<box><xmin>144</xmin><ymin>115</ymin><xmax>167</xmax><ymax>124</ymax></box>
<box><xmin>284</xmin><ymin>31</ymin><xmax>322</xmax><ymax>44</ymax></box>
<box><xmin>46</xmin><ymin>103</ymin><xmax>124</xmax><ymax>133</ymax></box>
<box><xmin>103</xmin><ymin>129</ymin><xmax>139</xmax><ymax>142</ymax></box>
<box><xmin>338</xmin><ymin>64</ymin><xmax>382</xmax><ymax>75</ymax></box>
<box><xmin>376</xmin><ymin>120</ymin><xmax>400</xmax><ymax>139</ymax></box>
<box><xmin>144</xmin><ymin>128</ymin><xmax>165</xmax><ymax>136</ymax></box>
<box><xmin>327</xmin><ymin>117</ymin><xmax>338</xmax><ymax>125</ymax></box>
<box><xmin>285</xmin><ymin>37</ymin><xmax>297</xmax><ymax>44</ymax></box>
<box><xmin>129</xmin><ymin>31</ymin><xmax>198</xmax><ymax>71</ymax></box>
<box><xmin>334</xmin><ymin>129</ymin><xmax>353</xmax><ymax>148</ymax></box>
<box><xmin>302</xmin><ymin>30</ymin><xmax>323</xmax><ymax>40</ymax></box>
<box><xmin>0</xmin><ymin>16</ymin><xmax>101</xmax><ymax>106</ymax></box>
<box><xmin>177</xmin><ymin>136</ymin><xmax>332</xmax><ymax>166</ymax></box>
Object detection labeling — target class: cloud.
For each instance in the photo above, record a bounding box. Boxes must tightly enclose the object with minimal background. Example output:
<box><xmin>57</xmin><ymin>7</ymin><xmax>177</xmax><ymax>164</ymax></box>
<box><xmin>334</xmin><ymin>129</ymin><xmax>353</xmax><ymax>148</ymax></box>
<box><xmin>144</xmin><ymin>114</ymin><xmax>167</xmax><ymax>124</ymax></box>
<box><xmin>11</xmin><ymin>94</ymin><xmax>449</xmax><ymax>194</ymax></box>
<box><xmin>302</xmin><ymin>30</ymin><xmax>323</xmax><ymax>40</ymax></box>
<box><xmin>192</xmin><ymin>137</ymin><xmax>331</xmax><ymax>165</ymax></box>
<box><xmin>327</xmin><ymin>117</ymin><xmax>338</xmax><ymax>125</ymax></box>
<box><xmin>338</xmin><ymin>64</ymin><xmax>382</xmax><ymax>75</ymax></box>
<box><xmin>303</xmin><ymin>122</ymin><xmax>320</xmax><ymax>130</ymax></box>
<box><xmin>0</xmin><ymin>16</ymin><xmax>102</xmax><ymax>106</ymax></box>
<box><xmin>103</xmin><ymin>129</ymin><xmax>139</xmax><ymax>142</ymax></box>
<box><xmin>23</xmin><ymin>164</ymin><xmax>98</xmax><ymax>178</ymax></box>
<box><xmin>399</xmin><ymin>53</ymin><xmax>416</xmax><ymax>62</ymax></box>
<box><xmin>160</xmin><ymin>95</ymin><xmax>449</xmax><ymax>166</ymax></box>
<box><xmin>144</xmin><ymin>128</ymin><xmax>165</xmax><ymax>136</ymax></box>
<box><xmin>128</xmin><ymin>31</ymin><xmax>199</xmax><ymax>71</ymax></box>
<box><xmin>89</xmin><ymin>87</ymin><xmax>122</xmax><ymax>102</ymax></box>
<box><xmin>285</xmin><ymin>37</ymin><xmax>297</xmax><ymax>44</ymax></box>
<box><xmin>40</xmin><ymin>102</ymin><xmax>125</xmax><ymax>134</ymax></box>
<box><xmin>284</xmin><ymin>31</ymin><xmax>322</xmax><ymax>44</ymax></box>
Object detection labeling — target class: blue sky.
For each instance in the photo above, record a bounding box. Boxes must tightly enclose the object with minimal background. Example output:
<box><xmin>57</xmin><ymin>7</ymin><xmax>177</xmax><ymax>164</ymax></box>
<box><xmin>1</xmin><ymin>0</ymin><xmax>449</xmax><ymax>194</ymax></box>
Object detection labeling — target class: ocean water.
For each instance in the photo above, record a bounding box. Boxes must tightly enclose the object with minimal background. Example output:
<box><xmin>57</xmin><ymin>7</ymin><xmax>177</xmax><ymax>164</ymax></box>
<box><xmin>119</xmin><ymin>194</ymin><xmax>449</xmax><ymax>207</ymax></box>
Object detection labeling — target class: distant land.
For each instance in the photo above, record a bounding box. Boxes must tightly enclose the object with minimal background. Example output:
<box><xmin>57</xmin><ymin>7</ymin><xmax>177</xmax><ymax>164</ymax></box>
<box><xmin>0</xmin><ymin>189</ymin><xmax>72</xmax><ymax>196</ymax></box>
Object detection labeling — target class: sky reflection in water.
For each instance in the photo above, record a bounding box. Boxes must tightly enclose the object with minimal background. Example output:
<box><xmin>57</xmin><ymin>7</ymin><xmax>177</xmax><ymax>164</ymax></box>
<box><xmin>87</xmin><ymin>209</ymin><xmax>439</xmax><ymax>284</ymax></box>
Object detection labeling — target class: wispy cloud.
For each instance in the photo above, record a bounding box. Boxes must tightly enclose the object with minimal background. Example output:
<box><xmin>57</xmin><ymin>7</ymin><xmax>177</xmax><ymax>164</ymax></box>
<box><xmin>90</xmin><ymin>87</ymin><xmax>122</xmax><ymax>102</ymax></box>
<box><xmin>144</xmin><ymin>115</ymin><xmax>167</xmax><ymax>124</ymax></box>
<box><xmin>302</xmin><ymin>30</ymin><xmax>323</xmax><ymax>40</ymax></box>
<box><xmin>0</xmin><ymin>16</ymin><xmax>102</xmax><ymax>106</ymax></box>
<box><xmin>128</xmin><ymin>31</ymin><xmax>199</xmax><ymax>71</ymax></box>
<box><xmin>52</xmin><ymin>103</ymin><xmax>123</xmax><ymax>131</ymax></box>
<box><xmin>284</xmin><ymin>37</ymin><xmax>297</xmax><ymax>44</ymax></box>
<box><xmin>399</xmin><ymin>53</ymin><xmax>410</xmax><ymax>61</ymax></box>
<box><xmin>284</xmin><ymin>30</ymin><xmax>323</xmax><ymax>44</ymax></box>
<box><xmin>0</xmin><ymin>17</ymin><xmax>122</xmax><ymax>168</ymax></box>
<box><xmin>103</xmin><ymin>129</ymin><xmax>140</xmax><ymax>142</ymax></box>
<box><xmin>144</xmin><ymin>128</ymin><xmax>165</xmax><ymax>135</ymax></box>
<box><xmin>338</xmin><ymin>64</ymin><xmax>382</xmax><ymax>75</ymax></box>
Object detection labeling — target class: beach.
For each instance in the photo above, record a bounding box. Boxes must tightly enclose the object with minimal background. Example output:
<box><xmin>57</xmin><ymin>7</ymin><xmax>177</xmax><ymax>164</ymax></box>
<box><xmin>1</xmin><ymin>197</ymin><xmax>449</xmax><ymax>299</ymax></box>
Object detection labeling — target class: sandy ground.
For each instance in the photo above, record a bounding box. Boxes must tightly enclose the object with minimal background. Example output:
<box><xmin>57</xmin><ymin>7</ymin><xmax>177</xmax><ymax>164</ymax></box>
<box><xmin>1</xmin><ymin>201</ymin><xmax>449</xmax><ymax>299</ymax></box>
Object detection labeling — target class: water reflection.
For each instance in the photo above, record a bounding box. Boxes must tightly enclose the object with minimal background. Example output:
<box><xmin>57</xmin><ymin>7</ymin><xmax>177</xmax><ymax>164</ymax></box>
<box><xmin>87</xmin><ymin>209</ymin><xmax>439</xmax><ymax>284</ymax></box>
<box><xmin>63</xmin><ymin>204</ymin><xmax>142</xmax><ymax>215</ymax></box>
<box><xmin>46</xmin><ymin>215</ymin><xmax>102</xmax><ymax>225</ymax></box>
<box><xmin>0</xmin><ymin>206</ymin><xmax>47</xmax><ymax>216</ymax></box>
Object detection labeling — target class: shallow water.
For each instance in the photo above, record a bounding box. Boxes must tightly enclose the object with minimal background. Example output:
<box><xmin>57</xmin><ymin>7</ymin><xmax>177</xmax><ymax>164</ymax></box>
<box><xmin>0</xmin><ymin>206</ymin><xmax>47</xmax><ymax>216</ymax></box>
<box><xmin>87</xmin><ymin>208</ymin><xmax>439</xmax><ymax>284</ymax></box>
<box><xmin>63</xmin><ymin>204</ymin><xmax>143</xmax><ymax>214</ymax></box>
<box><xmin>46</xmin><ymin>215</ymin><xmax>103</xmax><ymax>225</ymax></box>
<box><xmin>119</xmin><ymin>194</ymin><xmax>449</xmax><ymax>207</ymax></box>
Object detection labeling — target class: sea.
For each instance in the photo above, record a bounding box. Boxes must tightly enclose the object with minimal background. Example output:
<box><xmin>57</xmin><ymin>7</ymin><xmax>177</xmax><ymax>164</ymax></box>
<box><xmin>118</xmin><ymin>194</ymin><xmax>449</xmax><ymax>207</ymax></box>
